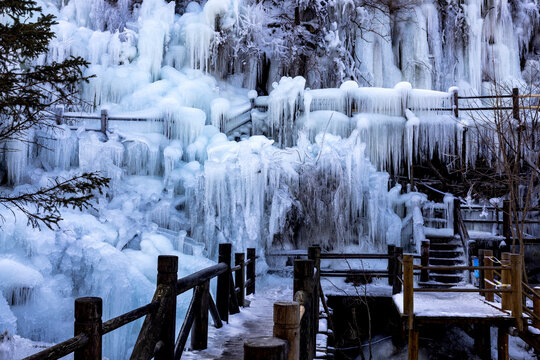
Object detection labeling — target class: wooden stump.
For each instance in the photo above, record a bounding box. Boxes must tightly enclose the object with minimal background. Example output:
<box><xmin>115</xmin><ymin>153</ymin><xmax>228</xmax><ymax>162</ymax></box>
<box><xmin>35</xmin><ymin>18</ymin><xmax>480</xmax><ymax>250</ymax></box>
<box><xmin>273</xmin><ymin>302</ymin><xmax>300</xmax><ymax>360</ymax></box>
<box><xmin>244</xmin><ymin>336</ymin><xmax>288</xmax><ymax>360</ymax></box>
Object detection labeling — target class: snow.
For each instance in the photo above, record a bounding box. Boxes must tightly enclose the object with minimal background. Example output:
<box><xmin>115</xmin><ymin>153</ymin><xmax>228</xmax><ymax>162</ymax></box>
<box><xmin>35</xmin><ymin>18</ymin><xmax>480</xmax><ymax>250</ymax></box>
<box><xmin>2</xmin><ymin>0</ymin><xmax>538</xmax><ymax>358</ymax></box>
<box><xmin>393</xmin><ymin>291</ymin><xmax>512</xmax><ymax>318</ymax></box>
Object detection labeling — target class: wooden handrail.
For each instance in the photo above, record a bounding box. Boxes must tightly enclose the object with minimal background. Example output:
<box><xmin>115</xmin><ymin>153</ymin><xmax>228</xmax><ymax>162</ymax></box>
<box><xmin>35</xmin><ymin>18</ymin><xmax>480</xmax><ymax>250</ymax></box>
<box><xmin>24</xmin><ymin>246</ymin><xmax>257</xmax><ymax>360</ymax></box>
<box><xmin>102</xmin><ymin>301</ymin><xmax>158</xmax><ymax>335</ymax></box>
<box><xmin>176</xmin><ymin>263</ymin><xmax>227</xmax><ymax>295</ymax></box>
<box><xmin>23</xmin><ymin>334</ymin><xmax>89</xmax><ymax>360</ymax></box>
<box><xmin>413</xmin><ymin>265</ymin><xmax>509</xmax><ymax>271</ymax></box>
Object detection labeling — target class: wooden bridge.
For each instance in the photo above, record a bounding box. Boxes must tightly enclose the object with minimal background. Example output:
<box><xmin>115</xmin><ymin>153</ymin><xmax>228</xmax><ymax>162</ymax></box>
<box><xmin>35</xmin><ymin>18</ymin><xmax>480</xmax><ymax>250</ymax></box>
<box><xmin>21</xmin><ymin>241</ymin><xmax>540</xmax><ymax>360</ymax></box>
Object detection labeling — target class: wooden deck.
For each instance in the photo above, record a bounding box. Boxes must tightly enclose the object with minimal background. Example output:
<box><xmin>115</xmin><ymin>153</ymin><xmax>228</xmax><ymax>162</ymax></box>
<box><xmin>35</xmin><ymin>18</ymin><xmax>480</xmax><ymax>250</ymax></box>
<box><xmin>393</xmin><ymin>291</ymin><xmax>514</xmax><ymax>325</ymax></box>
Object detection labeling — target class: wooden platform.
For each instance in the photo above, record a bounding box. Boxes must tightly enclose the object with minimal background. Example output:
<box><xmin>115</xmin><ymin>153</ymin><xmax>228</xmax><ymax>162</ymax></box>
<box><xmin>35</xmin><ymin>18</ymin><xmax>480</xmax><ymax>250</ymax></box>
<box><xmin>181</xmin><ymin>286</ymin><xmax>291</xmax><ymax>359</ymax></box>
<box><xmin>393</xmin><ymin>291</ymin><xmax>514</xmax><ymax>325</ymax></box>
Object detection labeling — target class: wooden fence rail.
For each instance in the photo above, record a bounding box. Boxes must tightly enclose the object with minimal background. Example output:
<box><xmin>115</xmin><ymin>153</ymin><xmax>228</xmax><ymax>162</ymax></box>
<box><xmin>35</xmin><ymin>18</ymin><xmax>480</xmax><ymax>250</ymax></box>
<box><xmin>23</xmin><ymin>244</ymin><xmax>256</xmax><ymax>360</ymax></box>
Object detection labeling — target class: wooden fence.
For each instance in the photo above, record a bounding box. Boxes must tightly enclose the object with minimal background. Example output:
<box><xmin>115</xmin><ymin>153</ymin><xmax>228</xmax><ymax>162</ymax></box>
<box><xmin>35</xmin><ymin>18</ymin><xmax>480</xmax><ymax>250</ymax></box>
<box><xmin>54</xmin><ymin>101</ymin><xmax>255</xmax><ymax>137</ymax></box>
<box><xmin>23</xmin><ymin>244</ymin><xmax>256</xmax><ymax>360</ymax></box>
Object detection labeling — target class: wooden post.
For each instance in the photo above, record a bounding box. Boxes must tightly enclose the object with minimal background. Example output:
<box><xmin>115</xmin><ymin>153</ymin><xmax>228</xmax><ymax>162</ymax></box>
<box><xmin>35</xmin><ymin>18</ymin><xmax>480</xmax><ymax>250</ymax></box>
<box><xmin>247</xmin><ymin>248</ymin><xmax>256</xmax><ymax>295</ymax></box>
<box><xmin>191</xmin><ymin>280</ymin><xmax>210</xmax><ymax>350</ymax></box>
<box><xmin>54</xmin><ymin>106</ymin><xmax>64</xmax><ymax>125</ymax></box>
<box><xmin>483</xmin><ymin>250</ymin><xmax>494</xmax><ymax>301</ymax></box>
<box><xmin>478</xmin><ymin>249</ymin><xmax>485</xmax><ymax>295</ymax></box>
<box><xmin>403</xmin><ymin>255</ymin><xmax>414</xmax><ymax>329</ymax></box>
<box><xmin>497</xmin><ymin>326</ymin><xmax>509</xmax><ymax>360</ymax></box>
<box><xmin>512</xmin><ymin>88</ymin><xmax>520</xmax><ymax>121</ymax></box>
<box><xmin>501</xmin><ymin>252</ymin><xmax>511</xmax><ymax>311</ymax></box>
<box><xmin>100</xmin><ymin>109</ymin><xmax>108</xmax><ymax>136</ymax></box>
<box><xmin>510</xmin><ymin>254</ymin><xmax>523</xmax><ymax>331</ymax></box>
<box><xmin>408</xmin><ymin>327</ymin><xmax>419</xmax><ymax>360</ymax></box>
<box><xmin>294</xmin><ymin>259</ymin><xmax>314</xmax><ymax>360</ymax></box>
<box><xmin>273</xmin><ymin>302</ymin><xmax>300</xmax><ymax>360</ymax></box>
<box><xmin>473</xmin><ymin>325</ymin><xmax>491</xmax><ymax>360</ymax></box>
<box><xmin>308</xmin><ymin>245</ymin><xmax>321</xmax><ymax>338</ymax></box>
<box><xmin>420</xmin><ymin>241</ymin><xmax>430</xmax><ymax>283</ymax></box>
<box><xmin>235</xmin><ymin>253</ymin><xmax>245</xmax><ymax>307</ymax></box>
<box><xmin>228</xmin><ymin>271</ymin><xmax>240</xmax><ymax>315</ymax></box>
<box><xmin>393</xmin><ymin>247</ymin><xmax>403</xmax><ymax>295</ymax></box>
<box><xmin>244</xmin><ymin>336</ymin><xmax>288</xmax><ymax>360</ymax></box>
<box><xmin>534</xmin><ymin>287</ymin><xmax>540</xmax><ymax>329</ymax></box>
<box><xmin>452</xmin><ymin>88</ymin><xmax>459</xmax><ymax>118</ymax></box>
<box><xmin>155</xmin><ymin>255</ymin><xmax>178</xmax><ymax>360</ymax></box>
<box><xmin>74</xmin><ymin>297</ymin><xmax>102</xmax><ymax>360</ymax></box>
<box><xmin>217</xmin><ymin>243</ymin><xmax>232</xmax><ymax>323</ymax></box>
<box><xmin>388</xmin><ymin>245</ymin><xmax>396</xmax><ymax>286</ymax></box>
<box><xmin>503</xmin><ymin>200</ymin><xmax>511</xmax><ymax>242</ymax></box>
<box><xmin>453</xmin><ymin>198</ymin><xmax>461</xmax><ymax>235</ymax></box>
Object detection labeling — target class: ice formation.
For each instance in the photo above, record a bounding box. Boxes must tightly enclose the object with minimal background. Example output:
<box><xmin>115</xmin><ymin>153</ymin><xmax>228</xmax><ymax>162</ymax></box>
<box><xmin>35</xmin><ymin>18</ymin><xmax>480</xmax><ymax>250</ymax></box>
<box><xmin>0</xmin><ymin>0</ymin><xmax>538</xmax><ymax>358</ymax></box>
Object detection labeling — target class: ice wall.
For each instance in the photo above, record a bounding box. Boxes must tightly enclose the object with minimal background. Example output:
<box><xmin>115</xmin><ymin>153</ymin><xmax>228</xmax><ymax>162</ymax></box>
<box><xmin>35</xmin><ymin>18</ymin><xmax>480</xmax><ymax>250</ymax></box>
<box><xmin>184</xmin><ymin>131</ymin><xmax>404</xmax><ymax>257</ymax></box>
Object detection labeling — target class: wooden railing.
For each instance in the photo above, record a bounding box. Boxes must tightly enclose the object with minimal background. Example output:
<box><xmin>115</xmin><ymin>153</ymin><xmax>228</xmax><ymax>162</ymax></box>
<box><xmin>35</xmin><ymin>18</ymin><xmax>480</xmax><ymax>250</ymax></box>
<box><xmin>54</xmin><ymin>103</ymin><xmax>255</xmax><ymax>137</ymax></box>
<box><xmin>459</xmin><ymin>200</ymin><xmax>540</xmax><ymax>244</ymax></box>
<box><xmin>400</xmin><ymin>252</ymin><xmax>529</xmax><ymax>328</ymax></box>
<box><xmin>265</xmin><ymin>245</ymin><xmax>418</xmax><ymax>360</ymax></box>
<box><xmin>24</xmin><ymin>244</ymin><xmax>256</xmax><ymax>360</ymax></box>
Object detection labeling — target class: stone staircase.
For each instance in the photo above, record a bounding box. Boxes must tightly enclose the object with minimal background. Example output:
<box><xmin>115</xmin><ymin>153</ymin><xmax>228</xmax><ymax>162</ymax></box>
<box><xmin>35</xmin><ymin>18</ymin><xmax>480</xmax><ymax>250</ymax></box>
<box><xmin>420</xmin><ymin>234</ymin><xmax>467</xmax><ymax>288</ymax></box>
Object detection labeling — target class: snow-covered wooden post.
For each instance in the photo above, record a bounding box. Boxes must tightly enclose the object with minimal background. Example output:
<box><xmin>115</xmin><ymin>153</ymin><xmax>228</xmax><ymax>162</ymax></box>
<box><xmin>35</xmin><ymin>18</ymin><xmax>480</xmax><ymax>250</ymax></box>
<box><xmin>510</xmin><ymin>254</ymin><xmax>523</xmax><ymax>331</ymax></box>
<box><xmin>420</xmin><ymin>241</ymin><xmax>430</xmax><ymax>283</ymax></box>
<box><xmin>217</xmin><ymin>243</ymin><xmax>232</xmax><ymax>323</ymax></box>
<box><xmin>501</xmin><ymin>252</ymin><xmax>512</xmax><ymax>310</ymax></box>
<box><xmin>273</xmin><ymin>301</ymin><xmax>300</xmax><ymax>360</ymax></box>
<box><xmin>483</xmin><ymin>250</ymin><xmax>494</xmax><ymax>301</ymax></box>
<box><xmin>451</xmin><ymin>87</ymin><xmax>459</xmax><ymax>118</ymax></box>
<box><xmin>74</xmin><ymin>297</ymin><xmax>102</xmax><ymax>360</ymax></box>
<box><xmin>100</xmin><ymin>109</ymin><xmax>108</xmax><ymax>136</ymax></box>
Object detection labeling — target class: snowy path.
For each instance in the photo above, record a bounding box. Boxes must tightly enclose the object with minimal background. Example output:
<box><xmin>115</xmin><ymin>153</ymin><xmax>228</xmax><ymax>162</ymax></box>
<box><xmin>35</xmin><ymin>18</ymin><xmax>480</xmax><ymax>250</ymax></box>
<box><xmin>182</xmin><ymin>276</ymin><xmax>292</xmax><ymax>359</ymax></box>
